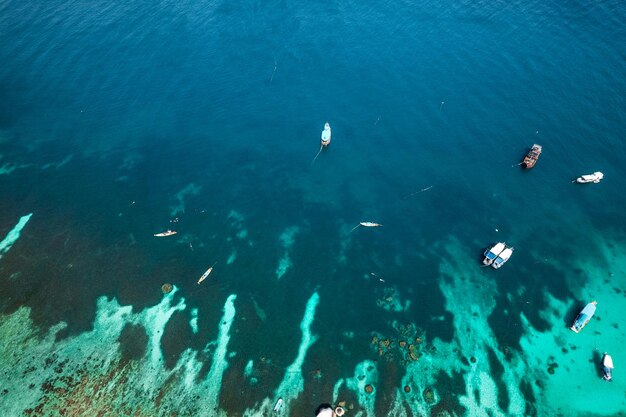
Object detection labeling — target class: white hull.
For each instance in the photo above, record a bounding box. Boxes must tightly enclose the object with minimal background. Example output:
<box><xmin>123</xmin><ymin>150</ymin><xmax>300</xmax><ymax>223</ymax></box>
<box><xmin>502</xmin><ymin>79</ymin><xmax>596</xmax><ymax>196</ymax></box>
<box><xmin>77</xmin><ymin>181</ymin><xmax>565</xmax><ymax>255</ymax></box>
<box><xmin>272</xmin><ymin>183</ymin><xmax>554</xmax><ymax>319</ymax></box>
<box><xmin>197</xmin><ymin>263</ymin><xmax>216</xmax><ymax>284</ymax></box>
<box><xmin>492</xmin><ymin>247</ymin><xmax>513</xmax><ymax>269</ymax></box>
<box><xmin>321</xmin><ymin>122</ymin><xmax>331</xmax><ymax>145</ymax></box>
<box><xmin>273</xmin><ymin>398</ymin><xmax>283</xmax><ymax>413</ymax></box>
<box><xmin>570</xmin><ymin>301</ymin><xmax>597</xmax><ymax>333</ymax></box>
<box><xmin>576</xmin><ymin>171</ymin><xmax>603</xmax><ymax>183</ymax></box>
<box><xmin>483</xmin><ymin>242</ymin><xmax>505</xmax><ymax>265</ymax></box>
<box><xmin>154</xmin><ymin>230</ymin><xmax>177</xmax><ymax>237</ymax></box>
<box><xmin>602</xmin><ymin>353</ymin><xmax>613</xmax><ymax>381</ymax></box>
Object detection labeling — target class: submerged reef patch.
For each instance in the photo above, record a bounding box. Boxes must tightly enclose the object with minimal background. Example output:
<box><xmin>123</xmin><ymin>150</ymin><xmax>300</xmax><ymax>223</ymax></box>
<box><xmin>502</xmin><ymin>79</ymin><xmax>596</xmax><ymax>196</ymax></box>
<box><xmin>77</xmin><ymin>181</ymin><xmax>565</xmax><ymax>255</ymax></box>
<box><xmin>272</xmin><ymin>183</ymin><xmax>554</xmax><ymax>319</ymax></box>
<box><xmin>275</xmin><ymin>226</ymin><xmax>300</xmax><ymax>279</ymax></box>
<box><xmin>170</xmin><ymin>183</ymin><xmax>201</xmax><ymax>217</ymax></box>
<box><xmin>0</xmin><ymin>213</ymin><xmax>33</xmax><ymax>258</ymax></box>
<box><xmin>375</xmin><ymin>286</ymin><xmax>410</xmax><ymax>312</ymax></box>
<box><xmin>0</xmin><ymin>288</ymin><xmax>245</xmax><ymax>417</ymax></box>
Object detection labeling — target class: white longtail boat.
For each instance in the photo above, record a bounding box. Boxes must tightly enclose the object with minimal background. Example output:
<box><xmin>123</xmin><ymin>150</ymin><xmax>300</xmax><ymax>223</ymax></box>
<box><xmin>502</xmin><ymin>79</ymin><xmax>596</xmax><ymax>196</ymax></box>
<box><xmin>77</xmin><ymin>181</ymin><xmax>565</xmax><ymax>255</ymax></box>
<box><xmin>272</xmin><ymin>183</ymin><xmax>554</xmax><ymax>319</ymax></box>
<box><xmin>311</xmin><ymin>122</ymin><xmax>332</xmax><ymax>165</ymax></box>
<box><xmin>360</xmin><ymin>222</ymin><xmax>382</xmax><ymax>227</ymax></box>
<box><xmin>154</xmin><ymin>230</ymin><xmax>177</xmax><ymax>237</ymax></box>
<box><xmin>273</xmin><ymin>397</ymin><xmax>283</xmax><ymax>413</ymax></box>
<box><xmin>197</xmin><ymin>262</ymin><xmax>217</xmax><ymax>285</ymax></box>
<box><xmin>349</xmin><ymin>222</ymin><xmax>383</xmax><ymax>233</ymax></box>
<box><xmin>321</xmin><ymin>122</ymin><xmax>331</xmax><ymax>147</ymax></box>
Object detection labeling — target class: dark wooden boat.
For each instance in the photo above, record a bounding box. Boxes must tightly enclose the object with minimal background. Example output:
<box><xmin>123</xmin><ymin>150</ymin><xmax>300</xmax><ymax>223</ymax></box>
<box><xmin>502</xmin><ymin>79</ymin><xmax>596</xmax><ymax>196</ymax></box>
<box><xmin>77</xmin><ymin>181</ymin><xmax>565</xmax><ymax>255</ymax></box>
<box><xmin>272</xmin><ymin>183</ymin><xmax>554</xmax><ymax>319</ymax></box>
<box><xmin>522</xmin><ymin>144</ymin><xmax>542</xmax><ymax>168</ymax></box>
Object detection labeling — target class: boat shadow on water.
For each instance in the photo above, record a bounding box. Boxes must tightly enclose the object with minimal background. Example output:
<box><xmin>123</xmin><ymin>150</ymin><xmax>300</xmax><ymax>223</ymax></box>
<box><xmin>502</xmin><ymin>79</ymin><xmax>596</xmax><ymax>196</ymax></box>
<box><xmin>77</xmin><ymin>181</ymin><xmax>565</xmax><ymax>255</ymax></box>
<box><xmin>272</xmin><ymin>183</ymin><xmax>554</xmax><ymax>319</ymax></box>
<box><xmin>591</xmin><ymin>350</ymin><xmax>604</xmax><ymax>379</ymax></box>
<box><xmin>564</xmin><ymin>301</ymin><xmax>584</xmax><ymax>328</ymax></box>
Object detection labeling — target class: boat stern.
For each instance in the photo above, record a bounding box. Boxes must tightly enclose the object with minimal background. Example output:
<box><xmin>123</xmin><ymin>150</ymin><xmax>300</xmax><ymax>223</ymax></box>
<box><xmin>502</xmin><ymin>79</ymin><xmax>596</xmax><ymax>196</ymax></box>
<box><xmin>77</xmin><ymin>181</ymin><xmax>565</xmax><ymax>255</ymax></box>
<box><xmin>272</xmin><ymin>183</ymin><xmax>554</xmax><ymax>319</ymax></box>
<box><xmin>570</xmin><ymin>309</ymin><xmax>593</xmax><ymax>333</ymax></box>
<box><xmin>483</xmin><ymin>251</ymin><xmax>496</xmax><ymax>265</ymax></box>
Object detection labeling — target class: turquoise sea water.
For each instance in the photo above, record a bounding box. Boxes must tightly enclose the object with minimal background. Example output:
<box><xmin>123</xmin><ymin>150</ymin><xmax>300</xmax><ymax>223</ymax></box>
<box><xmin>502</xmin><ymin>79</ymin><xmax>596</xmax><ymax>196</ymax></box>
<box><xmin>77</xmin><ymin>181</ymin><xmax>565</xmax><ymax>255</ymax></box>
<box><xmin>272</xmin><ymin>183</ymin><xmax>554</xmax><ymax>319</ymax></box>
<box><xmin>1</xmin><ymin>0</ymin><xmax>626</xmax><ymax>416</ymax></box>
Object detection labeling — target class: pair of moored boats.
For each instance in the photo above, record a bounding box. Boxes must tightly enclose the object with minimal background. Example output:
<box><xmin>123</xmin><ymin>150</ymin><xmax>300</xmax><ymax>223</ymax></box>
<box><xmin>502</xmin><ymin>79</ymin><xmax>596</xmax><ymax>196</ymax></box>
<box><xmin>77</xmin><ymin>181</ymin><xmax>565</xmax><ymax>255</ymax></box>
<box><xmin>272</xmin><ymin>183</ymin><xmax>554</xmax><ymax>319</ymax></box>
<box><xmin>482</xmin><ymin>242</ymin><xmax>514</xmax><ymax>269</ymax></box>
<box><xmin>520</xmin><ymin>144</ymin><xmax>604</xmax><ymax>184</ymax></box>
<box><xmin>569</xmin><ymin>301</ymin><xmax>614</xmax><ymax>381</ymax></box>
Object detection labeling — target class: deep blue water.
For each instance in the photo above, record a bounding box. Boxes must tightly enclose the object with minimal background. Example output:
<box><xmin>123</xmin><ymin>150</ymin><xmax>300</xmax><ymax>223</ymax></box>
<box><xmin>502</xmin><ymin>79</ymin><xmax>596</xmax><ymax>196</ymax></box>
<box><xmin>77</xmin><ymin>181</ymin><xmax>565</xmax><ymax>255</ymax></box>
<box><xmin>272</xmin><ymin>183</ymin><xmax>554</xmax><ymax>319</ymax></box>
<box><xmin>1</xmin><ymin>1</ymin><xmax>626</xmax><ymax>416</ymax></box>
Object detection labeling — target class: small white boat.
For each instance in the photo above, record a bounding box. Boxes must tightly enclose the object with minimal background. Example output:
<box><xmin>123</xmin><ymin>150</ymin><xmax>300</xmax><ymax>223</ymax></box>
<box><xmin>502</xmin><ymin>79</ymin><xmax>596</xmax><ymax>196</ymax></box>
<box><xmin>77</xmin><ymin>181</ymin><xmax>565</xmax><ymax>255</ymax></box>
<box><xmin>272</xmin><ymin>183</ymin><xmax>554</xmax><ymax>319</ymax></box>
<box><xmin>602</xmin><ymin>352</ymin><xmax>614</xmax><ymax>382</ymax></box>
<box><xmin>154</xmin><ymin>230</ymin><xmax>177</xmax><ymax>237</ymax></box>
<box><xmin>321</xmin><ymin>122</ymin><xmax>331</xmax><ymax>147</ymax></box>
<box><xmin>483</xmin><ymin>242</ymin><xmax>506</xmax><ymax>266</ymax></box>
<box><xmin>314</xmin><ymin>404</ymin><xmax>334</xmax><ymax>417</ymax></box>
<box><xmin>492</xmin><ymin>246</ymin><xmax>513</xmax><ymax>269</ymax></box>
<box><xmin>197</xmin><ymin>262</ymin><xmax>217</xmax><ymax>285</ymax></box>
<box><xmin>273</xmin><ymin>397</ymin><xmax>283</xmax><ymax>413</ymax></box>
<box><xmin>576</xmin><ymin>171</ymin><xmax>604</xmax><ymax>184</ymax></box>
<box><xmin>360</xmin><ymin>222</ymin><xmax>382</xmax><ymax>227</ymax></box>
<box><xmin>570</xmin><ymin>301</ymin><xmax>597</xmax><ymax>333</ymax></box>
<box><xmin>349</xmin><ymin>221</ymin><xmax>383</xmax><ymax>233</ymax></box>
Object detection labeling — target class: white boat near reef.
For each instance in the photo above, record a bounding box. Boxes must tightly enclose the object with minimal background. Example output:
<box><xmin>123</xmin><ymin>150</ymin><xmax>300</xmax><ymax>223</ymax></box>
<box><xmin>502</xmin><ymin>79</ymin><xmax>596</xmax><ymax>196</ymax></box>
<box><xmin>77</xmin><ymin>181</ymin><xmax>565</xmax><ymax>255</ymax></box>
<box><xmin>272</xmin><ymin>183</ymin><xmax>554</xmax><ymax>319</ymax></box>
<box><xmin>314</xmin><ymin>405</ymin><xmax>334</xmax><ymax>417</ymax></box>
<box><xmin>576</xmin><ymin>171</ymin><xmax>604</xmax><ymax>184</ymax></box>
<box><xmin>154</xmin><ymin>230</ymin><xmax>177</xmax><ymax>237</ymax></box>
<box><xmin>360</xmin><ymin>222</ymin><xmax>382</xmax><ymax>227</ymax></box>
<box><xmin>321</xmin><ymin>122</ymin><xmax>331</xmax><ymax>147</ymax></box>
<box><xmin>483</xmin><ymin>242</ymin><xmax>505</xmax><ymax>266</ymax></box>
<box><xmin>570</xmin><ymin>301</ymin><xmax>597</xmax><ymax>333</ymax></box>
<box><xmin>197</xmin><ymin>262</ymin><xmax>217</xmax><ymax>285</ymax></box>
<box><xmin>492</xmin><ymin>246</ymin><xmax>513</xmax><ymax>269</ymax></box>
<box><xmin>602</xmin><ymin>352</ymin><xmax>614</xmax><ymax>382</ymax></box>
<box><xmin>273</xmin><ymin>397</ymin><xmax>283</xmax><ymax>413</ymax></box>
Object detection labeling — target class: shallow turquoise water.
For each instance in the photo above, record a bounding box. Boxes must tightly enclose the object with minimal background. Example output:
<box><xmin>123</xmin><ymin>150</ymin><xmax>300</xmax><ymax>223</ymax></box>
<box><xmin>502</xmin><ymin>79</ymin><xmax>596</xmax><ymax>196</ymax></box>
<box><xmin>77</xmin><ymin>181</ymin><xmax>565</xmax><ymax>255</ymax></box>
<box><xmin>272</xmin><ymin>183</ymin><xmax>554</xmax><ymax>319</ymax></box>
<box><xmin>1</xmin><ymin>0</ymin><xmax>626</xmax><ymax>416</ymax></box>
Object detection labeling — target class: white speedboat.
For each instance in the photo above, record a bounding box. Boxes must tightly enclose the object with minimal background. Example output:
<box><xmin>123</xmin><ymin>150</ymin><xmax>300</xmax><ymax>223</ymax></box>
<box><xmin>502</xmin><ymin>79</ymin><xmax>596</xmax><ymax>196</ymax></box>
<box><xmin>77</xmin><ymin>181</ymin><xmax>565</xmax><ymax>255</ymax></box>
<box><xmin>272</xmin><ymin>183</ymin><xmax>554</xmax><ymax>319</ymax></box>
<box><xmin>576</xmin><ymin>171</ymin><xmax>604</xmax><ymax>184</ymax></box>
<box><xmin>154</xmin><ymin>230</ymin><xmax>177</xmax><ymax>237</ymax></box>
<box><xmin>314</xmin><ymin>405</ymin><xmax>334</xmax><ymax>417</ymax></box>
<box><xmin>483</xmin><ymin>242</ymin><xmax>506</xmax><ymax>266</ymax></box>
<box><xmin>492</xmin><ymin>246</ymin><xmax>513</xmax><ymax>269</ymax></box>
<box><xmin>570</xmin><ymin>301</ymin><xmax>597</xmax><ymax>333</ymax></box>
<box><xmin>197</xmin><ymin>262</ymin><xmax>217</xmax><ymax>285</ymax></box>
<box><xmin>602</xmin><ymin>352</ymin><xmax>613</xmax><ymax>381</ymax></box>
<box><xmin>273</xmin><ymin>397</ymin><xmax>283</xmax><ymax>413</ymax></box>
<box><xmin>321</xmin><ymin>122</ymin><xmax>331</xmax><ymax>147</ymax></box>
